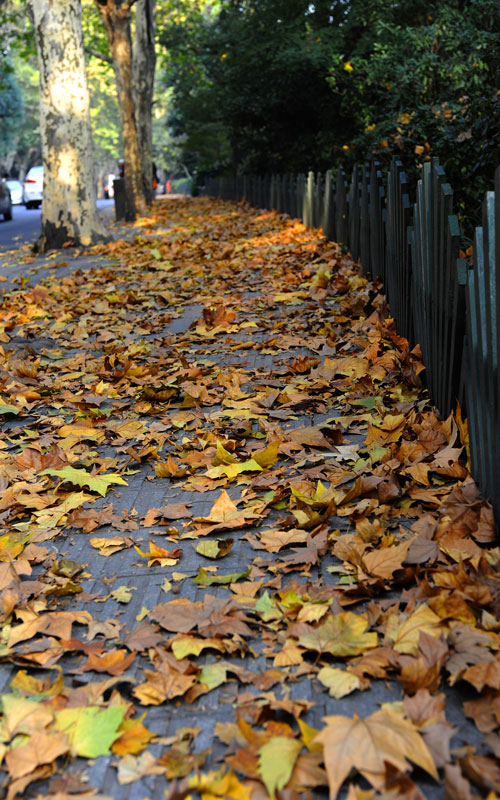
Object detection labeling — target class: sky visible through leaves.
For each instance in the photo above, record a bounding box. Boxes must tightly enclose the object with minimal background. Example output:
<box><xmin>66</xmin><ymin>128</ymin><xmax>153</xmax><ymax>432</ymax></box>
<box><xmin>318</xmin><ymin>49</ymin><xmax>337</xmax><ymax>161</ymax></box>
<box><xmin>0</xmin><ymin>197</ymin><xmax>498</xmax><ymax>800</ymax></box>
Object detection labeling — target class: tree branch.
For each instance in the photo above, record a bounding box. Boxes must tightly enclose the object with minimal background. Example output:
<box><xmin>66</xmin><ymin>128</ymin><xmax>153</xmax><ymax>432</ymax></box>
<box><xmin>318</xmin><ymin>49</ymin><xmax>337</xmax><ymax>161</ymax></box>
<box><xmin>85</xmin><ymin>46</ymin><xmax>113</xmax><ymax>64</ymax></box>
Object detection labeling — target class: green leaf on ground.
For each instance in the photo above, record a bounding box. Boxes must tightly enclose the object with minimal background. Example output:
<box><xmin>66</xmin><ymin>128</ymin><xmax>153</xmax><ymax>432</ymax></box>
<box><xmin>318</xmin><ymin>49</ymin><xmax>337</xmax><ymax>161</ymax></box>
<box><xmin>195</xmin><ymin>538</ymin><xmax>234</xmax><ymax>559</ymax></box>
<box><xmin>41</xmin><ymin>466</ymin><xmax>128</xmax><ymax>496</ymax></box>
<box><xmin>194</xmin><ymin>567</ymin><xmax>250</xmax><ymax>585</ymax></box>
<box><xmin>0</xmin><ymin>402</ymin><xmax>21</xmax><ymax>415</ymax></box>
<box><xmin>258</xmin><ymin>736</ymin><xmax>302</xmax><ymax>797</ymax></box>
<box><xmin>55</xmin><ymin>705</ymin><xmax>125</xmax><ymax>757</ymax></box>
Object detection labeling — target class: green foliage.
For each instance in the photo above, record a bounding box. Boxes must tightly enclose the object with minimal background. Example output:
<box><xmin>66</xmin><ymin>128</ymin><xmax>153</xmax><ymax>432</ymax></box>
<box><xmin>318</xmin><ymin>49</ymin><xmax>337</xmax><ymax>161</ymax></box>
<box><xmin>157</xmin><ymin>0</ymin><xmax>231</xmax><ymax>176</ymax></box>
<box><xmin>330</xmin><ymin>0</ymin><xmax>500</xmax><ymax>225</ymax></box>
<box><xmin>159</xmin><ymin>0</ymin><xmax>342</xmax><ymax>176</ymax></box>
<box><xmin>0</xmin><ymin>1</ymin><xmax>37</xmax><ymax>162</ymax></box>
<box><xmin>0</xmin><ymin>63</ymin><xmax>23</xmax><ymax>158</ymax></box>
<box><xmin>7</xmin><ymin>56</ymin><xmax>41</xmax><ymax>167</ymax></box>
<box><xmin>87</xmin><ymin>57</ymin><xmax>122</xmax><ymax>167</ymax></box>
<box><xmin>159</xmin><ymin>0</ymin><xmax>500</xmax><ymax>224</ymax></box>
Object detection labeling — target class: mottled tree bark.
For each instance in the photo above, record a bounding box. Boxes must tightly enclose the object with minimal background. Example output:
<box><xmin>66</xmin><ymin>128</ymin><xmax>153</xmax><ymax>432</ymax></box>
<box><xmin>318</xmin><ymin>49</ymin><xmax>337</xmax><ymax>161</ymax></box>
<box><xmin>27</xmin><ymin>0</ymin><xmax>109</xmax><ymax>252</ymax></box>
<box><xmin>94</xmin><ymin>0</ymin><xmax>148</xmax><ymax>218</ymax></box>
<box><xmin>133</xmin><ymin>0</ymin><xmax>156</xmax><ymax>206</ymax></box>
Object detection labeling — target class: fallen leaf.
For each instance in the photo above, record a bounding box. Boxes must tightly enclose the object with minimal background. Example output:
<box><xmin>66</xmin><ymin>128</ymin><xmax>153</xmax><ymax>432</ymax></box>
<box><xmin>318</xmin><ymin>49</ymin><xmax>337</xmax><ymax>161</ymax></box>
<box><xmin>41</xmin><ymin>466</ymin><xmax>127</xmax><ymax>496</ymax></box>
<box><xmin>317</xmin><ymin>666</ymin><xmax>362</xmax><ymax>698</ymax></box>
<box><xmin>195</xmin><ymin>538</ymin><xmax>234</xmax><ymax>559</ymax></box>
<box><xmin>258</xmin><ymin>736</ymin><xmax>302</xmax><ymax>797</ymax></box>
<box><xmin>315</xmin><ymin>707</ymin><xmax>438</xmax><ymax>799</ymax></box>
<box><xmin>55</xmin><ymin>705</ymin><xmax>125</xmax><ymax>757</ymax></box>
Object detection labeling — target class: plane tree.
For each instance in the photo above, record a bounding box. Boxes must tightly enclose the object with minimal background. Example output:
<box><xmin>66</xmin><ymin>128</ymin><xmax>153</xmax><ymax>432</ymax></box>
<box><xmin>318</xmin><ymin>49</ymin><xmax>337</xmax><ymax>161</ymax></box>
<box><xmin>27</xmin><ymin>0</ymin><xmax>108</xmax><ymax>251</ymax></box>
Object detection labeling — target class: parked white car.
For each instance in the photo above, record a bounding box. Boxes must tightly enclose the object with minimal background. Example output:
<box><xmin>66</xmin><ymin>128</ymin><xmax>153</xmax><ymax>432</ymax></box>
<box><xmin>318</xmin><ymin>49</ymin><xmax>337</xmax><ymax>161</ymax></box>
<box><xmin>104</xmin><ymin>173</ymin><xmax>116</xmax><ymax>199</ymax></box>
<box><xmin>22</xmin><ymin>165</ymin><xmax>43</xmax><ymax>208</ymax></box>
<box><xmin>6</xmin><ymin>180</ymin><xmax>23</xmax><ymax>205</ymax></box>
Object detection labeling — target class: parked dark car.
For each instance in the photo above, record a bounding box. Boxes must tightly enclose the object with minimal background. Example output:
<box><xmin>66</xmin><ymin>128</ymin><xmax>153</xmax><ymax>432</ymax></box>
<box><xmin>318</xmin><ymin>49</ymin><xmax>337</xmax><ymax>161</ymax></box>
<box><xmin>0</xmin><ymin>177</ymin><xmax>12</xmax><ymax>221</ymax></box>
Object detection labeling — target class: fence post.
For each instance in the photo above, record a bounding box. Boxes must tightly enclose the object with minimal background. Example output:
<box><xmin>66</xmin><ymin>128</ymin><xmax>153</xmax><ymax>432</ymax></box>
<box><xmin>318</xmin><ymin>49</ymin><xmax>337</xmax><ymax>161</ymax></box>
<box><xmin>359</xmin><ymin>162</ymin><xmax>371</xmax><ymax>275</ymax></box>
<box><xmin>387</xmin><ymin>158</ymin><xmax>412</xmax><ymax>344</ymax></box>
<box><xmin>322</xmin><ymin>170</ymin><xmax>335</xmax><ymax>241</ymax></box>
<box><xmin>314</xmin><ymin>172</ymin><xmax>323</xmax><ymax>228</ymax></box>
<box><xmin>348</xmin><ymin>165</ymin><xmax>361</xmax><ymax>261</ymax></box>
<box><xmin>303</xmin><ymin>171</ymin><xmax>314</xmax><ymax>227</ymax></box>
<box><xmin>335</xmin><ymin>166</ymin><xmax>348</xmax><ymax>244</ymax></box>
<box><xmin>296</xmin><ymin>174</ymin><xmax>305</xmax><ymax>221</ymax></box>
<box><xmin>369</xmin><ymin>161</ymin><xmax>385</xmax><ymax>281</ymax></box>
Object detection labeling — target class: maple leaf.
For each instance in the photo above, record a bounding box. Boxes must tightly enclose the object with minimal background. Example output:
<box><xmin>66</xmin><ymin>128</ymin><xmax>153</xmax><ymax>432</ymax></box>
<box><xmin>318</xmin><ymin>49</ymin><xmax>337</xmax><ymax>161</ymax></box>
<box><xmin>315</xmin><ymin>707</ymin><xmax>438</xmax><ymax>799</ymax></box>
<box><xmin>89</xmin><ymin>536</ymin><xmax>134</xmax><ymax>556</ymax></box>
<box><xmin>135</xmin><ymin>541</ymin><xmax>182</xmax><ymax>567</ymax></box>
<box><xmin>195</xmin><ymin>538</ymin><xmax>234</xmax><ymax>559</ymax></box>
<box><xmin>155</xmin><ymin>456</ymin><xmax>188</xmax><ymax>478</ymax></box>
<box><xmin>110</xmin><ymin>585</ymin><xmax>133</xmax><ymax>603</ymax></box>
<box><xmin>206</xmin><ymin>457</ymin><xmax>263</xmax><ymax>479</ymax></box>
<box><xmin>5</xmin><ymin>730</ymin><xmax>69</xmax><ymax>779</ymax></box>
<box><xmin>317</xmin><ymin>666</ymin><xmax>362</xmax><ymax>698</ymax></box>
<box><xmin>117</xmin><ymin>751</ymin><xmax>164</xmax><ymax>785</ymax></box>
<box><xmin>194</xmin><ymin>566</ymin><xmax>250</xmax><ymax>585</ymax></box>
<box><xmin>296</xmin><ymin>611</ymin><xmax>378</xmax><ymax>657</ymax></box>
<box><xmin>57</xmin><ymin>423</ymin><xmax>106</xmax><ymax>443</ymax></box>
<box><xmin>55</xmin><ymin>706</ymin><xmax>125</xmax><ymax>757</ymax></box>
<box><xmin>74</xmin><ymin>648</ymin><xmax>136</xmax><ymax>676</ymax></box>
<box><xmin>0</xmin><ymin>694</ymin><xmax>54</xmax><ymax>739</ymax></box>
<box><xmin>8</xmin><ymin>610</ymin><xmax>92</xmax><ymax>647</ymax></box>
<box><xmin>258</xmin><ymin>736</ymin><xmax>302</xmax><ymax>797</ymax></box>
<box><xmin>188</xmin><ymin>768</ymin><xmax>252</xmax><ymax>800</ymax></box>
<box><xmin>112</xmin><ymin>716</ymin><xmax>156</xmax><ymax>756</ymax></box>
<box><xmin>197</xmin><ymin>491</ymin><xmax>242</xmax><ymax>523</ymax></box>
<box><xmin>390</xmin><ymin>604</ymin><xmax>448</xmax><ymax>655</ymax></box>
<box><xmin>40</xmin><ymin>466</ymin><xmax>127</xmax><ymax>496</ymax></box>
<box><xmin>0</xmin><ymin>400</ymin><xmax>21</xmax><ymax>415</ymax></box>
<box><xmin>171</xmin><ymin>635</ymin><xmax>226</xmax><ymax>659</ymax></box>
<box><xmin>133</xmin><ymin>670</ymin><xmax>197</xmax><ymax>704</ymax></box>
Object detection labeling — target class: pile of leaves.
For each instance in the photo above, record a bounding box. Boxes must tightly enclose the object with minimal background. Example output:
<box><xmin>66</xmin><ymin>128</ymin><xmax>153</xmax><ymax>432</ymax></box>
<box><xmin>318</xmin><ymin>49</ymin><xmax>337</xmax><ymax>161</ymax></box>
<box><xmin>0</xmin><ymin>196</ymin><xmax>498</xmax><ymax>800</ymax></box>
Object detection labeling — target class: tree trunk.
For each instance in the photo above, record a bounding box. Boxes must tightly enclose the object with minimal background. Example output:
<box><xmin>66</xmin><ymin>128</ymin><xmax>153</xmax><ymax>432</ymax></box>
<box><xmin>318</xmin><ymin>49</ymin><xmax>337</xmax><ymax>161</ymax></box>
<box><xmin>133</xmin><ymin>0</ymin><xmax>156</xmax><ymax>206</ymax></box>
<box><xmin>94</xmin><ymin>0</ymin><xmax>147</xmax><ymax>218</ymax></box>
<box><xmin>27</xmin><ymin>0</ymin><xmax>109</xmax><ymax>252</ymax></box>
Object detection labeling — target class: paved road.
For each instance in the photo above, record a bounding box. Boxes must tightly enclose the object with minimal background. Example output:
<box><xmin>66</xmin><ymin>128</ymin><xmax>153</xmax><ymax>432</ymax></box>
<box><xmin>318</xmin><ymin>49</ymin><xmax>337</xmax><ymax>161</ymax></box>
<box><xmin>0</xmin><ymin>198</ymin><xmax>114</xmax><ymax>251</ymax></box>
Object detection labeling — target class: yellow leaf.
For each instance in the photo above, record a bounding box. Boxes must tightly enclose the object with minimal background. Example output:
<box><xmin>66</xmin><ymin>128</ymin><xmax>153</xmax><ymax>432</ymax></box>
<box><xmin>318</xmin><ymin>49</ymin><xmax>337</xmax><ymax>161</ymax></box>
<box><xmin>111</xmin><ymin>585</ymin><xmax>133</xmax><ymax>603</ymax></box>
<box><xmin>317</xmin><ymin>666</ymin><xmax>361</xmax><ymax>699</ymax></box>
<box><xmin>171</xmin><ymin>636</ymin><xmax>225</xmax><ymax>660</ymax></box>
<box><xmin>390</xmin><ymin>604</ymin><xmax>448</xmax><ymax>655</ymax></box>
<box><xmin>213</xmin><ymin>440</ymin><xmax>237</xmax><ymax>465</ymax></box>
<box><xmin>298</xmin><ymin>719</ymin><xmax>322</xmax><ymax>753</ymax></box>
<box><xmin>189</xmin><ymin>768</ymin><xmax>252</xmax><ymax>800</ymax></box>
<box><xmin>112</xmin><ymin>715</ymin><xmax>156</xmax><ymax>756</ymax></box>
<box><xmin>58</xmin><ymin>424</ymin><xmax>106</xmax><ymax>443</ymax></box>
<box><xmin>200</xmin><ymin>491</ymin><xmax>241</xmax><ymax>523</ymax></box>
<box><xmin>258</xmin><ymin>736</ymin><xmax>302</xmax><ymax>797</ymax></box>
<box><xmin>206</xmin><ymin>457</ymin><xmax>263</xmax><ymax>479</ymax></box>
<box><xmin>89</xmin><ymin>536</ymin><xmax>132</xmax><ymax>556</ymax></box>
<box><xmin>252</xmin><ymin>438</ymin><xmax>281</xmax><ymax>468</ymax></box>
<box><xmin>297</xmin><ymin>611</ymin><xmax>378</xmax><ymax>657</ymax></box>
<box><xmin>134</xmin><ymin>541</ymin><xmax>181</xmax><ymax>567</ymax></box>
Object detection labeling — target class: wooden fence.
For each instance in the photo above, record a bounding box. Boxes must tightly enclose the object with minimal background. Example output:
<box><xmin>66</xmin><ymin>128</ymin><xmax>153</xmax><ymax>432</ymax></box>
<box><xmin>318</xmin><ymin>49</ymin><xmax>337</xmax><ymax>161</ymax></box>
<box><xmin>205</xmin><ymin>159</ymin><xmax>499</xmax><ymax>520</ymax></box>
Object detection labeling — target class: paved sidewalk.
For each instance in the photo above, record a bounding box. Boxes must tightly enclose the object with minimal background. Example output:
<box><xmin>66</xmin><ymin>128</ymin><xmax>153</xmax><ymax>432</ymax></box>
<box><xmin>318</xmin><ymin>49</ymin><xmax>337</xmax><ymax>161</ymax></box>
<box><xmin>0</xmin><ymin>197</ymin><xmax>496</xmax><ymax>800</ymax></box>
